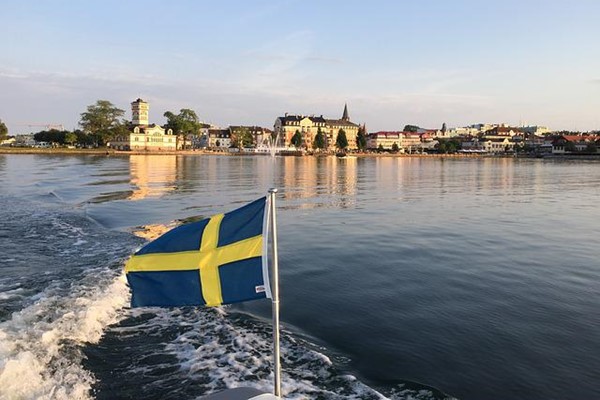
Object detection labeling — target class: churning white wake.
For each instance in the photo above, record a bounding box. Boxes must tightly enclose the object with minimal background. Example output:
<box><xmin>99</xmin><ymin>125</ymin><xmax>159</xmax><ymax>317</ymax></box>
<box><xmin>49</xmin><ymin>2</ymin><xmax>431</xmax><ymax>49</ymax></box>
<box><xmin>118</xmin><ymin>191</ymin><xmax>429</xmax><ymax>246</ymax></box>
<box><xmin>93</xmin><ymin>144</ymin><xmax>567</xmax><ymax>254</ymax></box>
<box><xmin>0</xmin><ymin>271</ymin><xmax>130</xmax><ymax>399</ymax></box>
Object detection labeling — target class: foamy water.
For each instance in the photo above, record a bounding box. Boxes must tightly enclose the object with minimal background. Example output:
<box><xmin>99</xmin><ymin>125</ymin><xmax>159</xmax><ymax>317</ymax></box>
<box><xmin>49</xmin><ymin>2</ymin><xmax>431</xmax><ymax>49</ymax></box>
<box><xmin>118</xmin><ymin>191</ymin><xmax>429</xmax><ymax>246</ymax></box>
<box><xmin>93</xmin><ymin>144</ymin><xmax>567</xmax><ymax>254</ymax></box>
<box><xmin>104</xmin><ymin>306</ymin><xmax>442</xmax><ymax>400</ymax></box>
<box><xmin>0</xmin><ymin>207</ymin><xmax>443</xmax><ymax>400</ymax></box>
<box><xmin>0</xmin><ymin>271</ymin><xmax>129</xmax><ymax>399</ymax></box>
<box><xmin>0</xmin><ymin>195</ymin><xmax>138</xmax><ymax>399</ymax></box>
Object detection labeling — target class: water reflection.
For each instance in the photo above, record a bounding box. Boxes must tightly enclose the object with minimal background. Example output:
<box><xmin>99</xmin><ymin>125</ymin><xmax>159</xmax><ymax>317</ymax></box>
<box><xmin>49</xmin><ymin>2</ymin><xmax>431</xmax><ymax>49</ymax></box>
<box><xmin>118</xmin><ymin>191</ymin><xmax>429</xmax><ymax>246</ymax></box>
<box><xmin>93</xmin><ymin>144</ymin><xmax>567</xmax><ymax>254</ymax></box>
<box><xmin>371</xmin><ymin>157</ymin><xmax>531</xmax><ymax>200</ymax></box>
<box><xmin>128</xmin><ymin>155</ymin><xmax>177</xmax><ymax>200</ymax></box>
<box><xmin>276</xmin><ymin>156</ymin><xmax>358</xmax><ymax>209</ymax></box>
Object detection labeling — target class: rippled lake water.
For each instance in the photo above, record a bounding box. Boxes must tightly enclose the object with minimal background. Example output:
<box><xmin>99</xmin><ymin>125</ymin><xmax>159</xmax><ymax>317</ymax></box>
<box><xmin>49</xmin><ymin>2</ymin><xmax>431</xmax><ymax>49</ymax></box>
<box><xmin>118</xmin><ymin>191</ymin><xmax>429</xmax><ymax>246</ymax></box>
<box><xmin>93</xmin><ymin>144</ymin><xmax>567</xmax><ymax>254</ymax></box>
<box><xmin>0</xmin><ymin>154</ymin><xmax>599</xmax><ymax>400</ymax></box>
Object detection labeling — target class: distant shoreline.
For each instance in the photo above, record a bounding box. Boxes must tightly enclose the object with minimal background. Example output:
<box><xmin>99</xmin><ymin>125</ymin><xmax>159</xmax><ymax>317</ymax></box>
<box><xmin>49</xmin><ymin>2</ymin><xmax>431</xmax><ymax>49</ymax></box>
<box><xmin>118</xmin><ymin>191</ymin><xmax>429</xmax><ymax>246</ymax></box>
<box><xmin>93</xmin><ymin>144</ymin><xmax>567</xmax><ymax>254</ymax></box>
<box><xmin>1</xmin><ymin>147</ymin><xmax>599</xmax><ymax>160</ymax></box>
<box><xmin>0</xmin><ymin>147</ymin><xmax>487</xmax><ymax>158</ymax></box>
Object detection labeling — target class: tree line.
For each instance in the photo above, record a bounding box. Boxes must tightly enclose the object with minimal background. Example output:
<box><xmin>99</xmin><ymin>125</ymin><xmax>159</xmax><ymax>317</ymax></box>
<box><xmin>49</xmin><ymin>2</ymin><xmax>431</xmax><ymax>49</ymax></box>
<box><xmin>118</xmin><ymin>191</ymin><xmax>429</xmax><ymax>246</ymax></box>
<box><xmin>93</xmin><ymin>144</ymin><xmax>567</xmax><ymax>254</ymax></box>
<box><xmin>1</xmin><ymin>100</ymin><xmax>203</xmax><ymax>147</ymax></box>
<box><xmin>0</xmin><ymin>119</ymin><xmax>8</xmax><ymax>141</ymax></box>
<box><xmin>79</xmin><ymin>100</ymin><xmax>202</xmax><ymax>147</ymax></box>
<box><xmin>289</xmin><ymin>125</ymin><xmax>368</xmax><ymax>152</ymax></box>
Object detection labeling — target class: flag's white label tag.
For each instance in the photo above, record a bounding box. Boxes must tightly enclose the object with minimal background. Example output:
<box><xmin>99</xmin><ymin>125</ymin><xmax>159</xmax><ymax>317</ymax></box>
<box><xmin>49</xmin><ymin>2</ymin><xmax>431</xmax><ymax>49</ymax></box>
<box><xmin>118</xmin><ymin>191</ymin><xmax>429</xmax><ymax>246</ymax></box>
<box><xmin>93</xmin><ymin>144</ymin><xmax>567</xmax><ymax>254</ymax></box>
<box><xmin>255</xmin><ymin>285</ymin><xmax>266</xmax><ymax>293</ymax></box>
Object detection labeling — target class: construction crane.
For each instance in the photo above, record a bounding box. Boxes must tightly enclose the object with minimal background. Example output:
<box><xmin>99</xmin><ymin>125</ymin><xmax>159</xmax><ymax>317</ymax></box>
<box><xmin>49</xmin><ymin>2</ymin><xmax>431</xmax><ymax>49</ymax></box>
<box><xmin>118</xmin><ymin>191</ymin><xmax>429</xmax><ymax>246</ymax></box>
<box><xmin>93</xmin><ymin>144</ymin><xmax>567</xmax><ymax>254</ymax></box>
<box><xmin>16</xmin><ymin>123</ymin><xmax>65</xmax><ymax>131</ymax></box>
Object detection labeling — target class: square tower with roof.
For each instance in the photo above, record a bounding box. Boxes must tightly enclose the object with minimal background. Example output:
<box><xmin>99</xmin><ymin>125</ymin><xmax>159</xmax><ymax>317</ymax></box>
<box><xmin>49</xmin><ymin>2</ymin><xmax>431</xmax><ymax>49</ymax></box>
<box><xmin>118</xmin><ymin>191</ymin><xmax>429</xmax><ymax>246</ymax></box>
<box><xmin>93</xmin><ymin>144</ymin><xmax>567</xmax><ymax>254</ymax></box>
<box><xmin>131</xmin><ymin>98</ymin><xmax>149</xmax><ymax>126</ymax></box>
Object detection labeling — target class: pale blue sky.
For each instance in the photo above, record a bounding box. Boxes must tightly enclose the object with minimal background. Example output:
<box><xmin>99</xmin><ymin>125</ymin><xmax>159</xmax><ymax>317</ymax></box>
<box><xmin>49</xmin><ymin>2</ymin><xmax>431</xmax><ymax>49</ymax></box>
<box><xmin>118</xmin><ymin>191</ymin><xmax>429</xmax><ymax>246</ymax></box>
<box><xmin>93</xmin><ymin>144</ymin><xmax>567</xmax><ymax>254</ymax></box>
<box><xmin>1</xmin><ymin>0</ymin><xmax>599</xmax><ymax>133</ymax></box>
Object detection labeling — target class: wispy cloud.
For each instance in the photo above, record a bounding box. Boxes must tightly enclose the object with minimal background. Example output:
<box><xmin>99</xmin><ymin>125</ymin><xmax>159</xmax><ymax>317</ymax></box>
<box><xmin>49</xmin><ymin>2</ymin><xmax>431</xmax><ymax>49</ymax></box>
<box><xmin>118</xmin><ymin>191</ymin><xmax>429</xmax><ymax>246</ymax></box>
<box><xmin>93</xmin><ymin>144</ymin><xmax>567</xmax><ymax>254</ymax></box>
<box><xmin>304</xmin><ymin>55</ymin><xmax>343</xmax><ymax>65</ymax></box>
<box><xmin>0</xmin><ymin>67</ymin><xmax>171</xmax><ymax>88</ymax></box>
<box><xmin>0</xmin><ymin>69</ymin><xmax>29</xmax><ymax>79</ymax></box>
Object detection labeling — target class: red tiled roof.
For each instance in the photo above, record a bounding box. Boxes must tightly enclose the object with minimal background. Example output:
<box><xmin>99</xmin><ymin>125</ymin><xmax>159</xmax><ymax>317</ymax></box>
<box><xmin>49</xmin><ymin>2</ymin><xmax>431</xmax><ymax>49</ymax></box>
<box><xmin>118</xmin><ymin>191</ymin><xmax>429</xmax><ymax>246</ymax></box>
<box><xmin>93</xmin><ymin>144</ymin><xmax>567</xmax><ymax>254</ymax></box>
<box><xmin>370</xmin><ymin>131</ymin><xmax>403</xmax><ymax>138</ymax></box>
<box><xmin>560</xmin><ymin>135</ymin><xmax>595</xmax><ymax>142</ymax></box>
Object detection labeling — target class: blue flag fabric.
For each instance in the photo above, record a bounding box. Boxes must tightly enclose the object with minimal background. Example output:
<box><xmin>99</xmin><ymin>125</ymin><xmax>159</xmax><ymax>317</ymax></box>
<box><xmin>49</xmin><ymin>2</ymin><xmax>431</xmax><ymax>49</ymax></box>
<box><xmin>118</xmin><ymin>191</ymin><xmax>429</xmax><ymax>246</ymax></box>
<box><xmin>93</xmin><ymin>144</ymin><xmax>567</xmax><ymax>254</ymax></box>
<box><xmin>125</xmin><ymin>197</ymin><xmax>272</xmax><ymax>307</ymax></box>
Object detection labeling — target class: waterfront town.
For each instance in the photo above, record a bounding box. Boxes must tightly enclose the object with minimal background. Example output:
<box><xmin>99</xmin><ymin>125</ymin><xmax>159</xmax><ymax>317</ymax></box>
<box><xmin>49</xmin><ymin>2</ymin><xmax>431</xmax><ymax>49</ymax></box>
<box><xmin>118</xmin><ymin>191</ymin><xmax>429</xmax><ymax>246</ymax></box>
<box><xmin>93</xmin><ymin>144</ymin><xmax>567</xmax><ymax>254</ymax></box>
<box><xmin>0</xmin><ymin>98</ymin><xmax>599</xmax><ymax>157</ymax></box>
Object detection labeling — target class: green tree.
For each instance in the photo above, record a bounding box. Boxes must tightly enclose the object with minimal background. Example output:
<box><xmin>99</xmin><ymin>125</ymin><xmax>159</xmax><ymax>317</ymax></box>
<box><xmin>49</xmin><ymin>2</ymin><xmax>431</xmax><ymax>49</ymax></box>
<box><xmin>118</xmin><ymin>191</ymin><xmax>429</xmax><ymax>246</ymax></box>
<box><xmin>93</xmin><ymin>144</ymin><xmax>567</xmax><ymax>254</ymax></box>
<box><xmin>437</xmin><ymin>141</ymin><xmax>447</xmax><ymax>154</ymax></box>
<box><xmin>585</xmin><ymin>142</ymin><xmax>597</xmax><ymax>154</ymax></box>
<box><xmin>356</xmin><ymin>125</ymin><xmax>367</xmax><ymax>152</ymax></box>
<box><xmin>378</xmin><ymin>144</ymin><xmax>384</xmax><ymax>152</ymax></box>
<box><xmin>313</xmin><ymin>127</ymin><xmax>325</xmax><ymax>150</ymax></box>
<box><xmin>0</xmin><ymin>119</ymin><xmax>7</xmax><ymax>141</ymax></box>
<box><xmin>565</xmin><ymin>141</ymin><xmax>576</xmax><ymax>153</ymax></box>
<box><xmin>403</xmin><ymin>124</ymin><xmax>420</xmax><ymax>133</ymax></box>
<box><xmin>449</xmin><ymin>139</ymin><xmax>460</xmax><ymax>152</ymax></box>
<box><xmin>230</xmin><ymin>126</ymin><xmax>253</xmax><ymax>149</ymax></box>
<box><xmin>391</xmin><ymin>142</ymin><xmax>399</xmax><ymax>153</ymax></box>
<box><xmin>111</xmin><ymin>122</ymin><xmax>131</xmax><ymax>138</ymax></box>
<box><xmin>291</xmin><ymin>130</ymin><xmax>303</xmax><ymax>149</ymax></box>
<box><xmin>74</xmin><ymin>129</ymin><xmax>93</xmax><ymax>147</ymax></box>
<box><xmin>335</xmin><ymin>129</ymin><xmax>348</xmax><ymax>150</ymax></box>
<box><xmin>34</xmin><ymin>129</ymin><xmax>66</xmax><ymax>145</ymax></box>
<box><xmin>79</xmin><ymin>100</ymin><xmax>125</xmax><ymax>146</ymax></box>
<box><xmin>65</xmin><ymin>132</ymin><xmax>77</xmax><ymax>146</ymax></box>
<box><xmin>436</xmin><ymin>138</ymin><xmax>460</xmax><ymax>154</ymax></box>
<box><xmin>164</xmin><ymin>109</ymin><xmax>201</xmax><ymax>136</ymax></box>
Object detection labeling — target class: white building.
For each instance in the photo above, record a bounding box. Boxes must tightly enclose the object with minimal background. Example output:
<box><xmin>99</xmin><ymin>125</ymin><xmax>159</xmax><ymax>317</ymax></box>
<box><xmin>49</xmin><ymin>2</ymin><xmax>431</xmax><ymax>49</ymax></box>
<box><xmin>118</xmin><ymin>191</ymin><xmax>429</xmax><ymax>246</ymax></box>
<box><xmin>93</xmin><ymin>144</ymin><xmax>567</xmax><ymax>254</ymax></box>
<box><xmin>480</xmin><ymin>137</ymin><xmax>514</xmax><ymax>153</ymax></box>
<box><xmin>208</xmin><ymin>128</ymin><xmax>231</xmax><ymax>149</ymax></box>
<box><xmin>521</xmin><ymin>126</ymin><xmax>550</xmax><ymax>135</ymax></box>
<box><xmin>1</xmin><ymin>137</ymin><xmax>16</xmax><ymax>146</ymax></box>
<box><xmin>110</xmin><ymin>98</ymin><xmax>177</xmax><ymax>151</ymax></box>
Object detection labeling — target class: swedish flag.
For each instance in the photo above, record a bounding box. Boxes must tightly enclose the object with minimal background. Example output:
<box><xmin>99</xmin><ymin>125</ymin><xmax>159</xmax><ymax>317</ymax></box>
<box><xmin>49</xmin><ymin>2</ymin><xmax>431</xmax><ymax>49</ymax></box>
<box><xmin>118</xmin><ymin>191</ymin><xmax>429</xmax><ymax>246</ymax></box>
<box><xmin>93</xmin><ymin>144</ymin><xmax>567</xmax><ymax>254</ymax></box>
<box><xmin>125</xmin><ymin>197</ymin><xmax>272</xmax><ymax>307</ymax></box>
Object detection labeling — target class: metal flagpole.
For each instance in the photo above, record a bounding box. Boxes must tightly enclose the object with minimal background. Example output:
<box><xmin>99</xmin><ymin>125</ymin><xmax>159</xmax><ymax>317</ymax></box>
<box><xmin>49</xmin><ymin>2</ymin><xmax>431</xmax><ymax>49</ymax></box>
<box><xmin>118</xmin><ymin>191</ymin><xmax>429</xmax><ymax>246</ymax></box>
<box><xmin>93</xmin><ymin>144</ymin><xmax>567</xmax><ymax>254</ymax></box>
<box><xmin>268</xmin><ymin>188</ymin><xmax>282</xmax><ymax>397</ymax></box>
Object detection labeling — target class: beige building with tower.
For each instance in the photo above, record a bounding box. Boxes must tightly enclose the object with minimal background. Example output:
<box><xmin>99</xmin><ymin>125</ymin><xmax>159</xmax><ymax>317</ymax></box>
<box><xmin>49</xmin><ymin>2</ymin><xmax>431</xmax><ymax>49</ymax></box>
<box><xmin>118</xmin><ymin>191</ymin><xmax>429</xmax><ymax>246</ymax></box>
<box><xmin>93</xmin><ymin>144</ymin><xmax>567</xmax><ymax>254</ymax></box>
<box><xmin>274</xmin><ymin>104</ymin><xmax>360</xmax><ymax>150</ymax></box>
<box><xmin>110</xmin><ymin>98</ymin><xmax>177</xmax><ymax>151</ymax></box>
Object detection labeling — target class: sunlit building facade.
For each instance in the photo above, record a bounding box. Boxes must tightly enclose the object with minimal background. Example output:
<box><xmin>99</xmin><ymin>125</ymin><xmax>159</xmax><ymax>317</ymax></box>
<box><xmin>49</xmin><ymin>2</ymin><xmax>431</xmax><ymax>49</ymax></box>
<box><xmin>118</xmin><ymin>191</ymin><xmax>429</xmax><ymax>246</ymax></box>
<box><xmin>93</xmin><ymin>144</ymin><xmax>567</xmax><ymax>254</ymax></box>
<box><xmin>110</xmin><ymin>98</ymin><xmax>177</xmax><ymax>151</ymax></box>
<box><xmin>274</xmin><ymin>104</ymin><xmax>359</xmax><ymax>150</ymax></box>
<box><xmin>367</xmin><ymin>132</ymin><xmax>403</xmax><ymax>150</ymax></box>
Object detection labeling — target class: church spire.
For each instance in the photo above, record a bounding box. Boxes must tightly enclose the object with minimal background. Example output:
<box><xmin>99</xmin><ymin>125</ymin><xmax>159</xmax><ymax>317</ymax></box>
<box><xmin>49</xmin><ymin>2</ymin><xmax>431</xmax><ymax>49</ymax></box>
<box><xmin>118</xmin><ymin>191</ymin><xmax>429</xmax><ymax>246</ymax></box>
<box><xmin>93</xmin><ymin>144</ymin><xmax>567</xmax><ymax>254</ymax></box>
<box><xmin>342</xmin><ymin>103</ymin><xmax>349</xmax><ymax>121</ymax></box>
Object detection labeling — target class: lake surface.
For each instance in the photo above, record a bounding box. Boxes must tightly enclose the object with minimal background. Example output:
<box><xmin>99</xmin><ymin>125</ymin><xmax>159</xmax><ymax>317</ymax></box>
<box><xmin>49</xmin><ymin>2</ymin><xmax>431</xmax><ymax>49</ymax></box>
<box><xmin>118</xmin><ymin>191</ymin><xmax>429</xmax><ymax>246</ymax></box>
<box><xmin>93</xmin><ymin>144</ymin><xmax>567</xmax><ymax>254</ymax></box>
<box><xmin>0</xmin><ymin>154</ymin><xmax>599</xmax><ymax>400</ymax></box>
